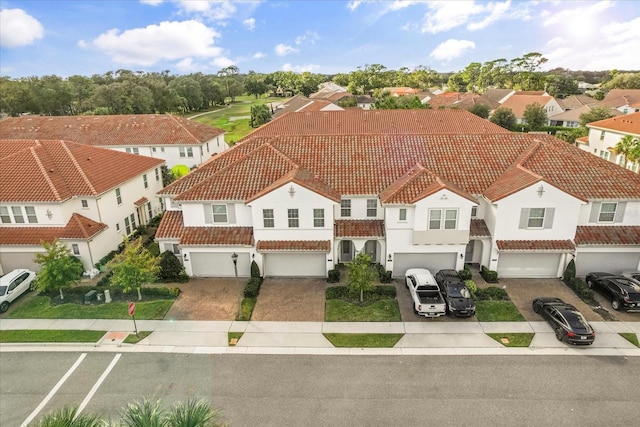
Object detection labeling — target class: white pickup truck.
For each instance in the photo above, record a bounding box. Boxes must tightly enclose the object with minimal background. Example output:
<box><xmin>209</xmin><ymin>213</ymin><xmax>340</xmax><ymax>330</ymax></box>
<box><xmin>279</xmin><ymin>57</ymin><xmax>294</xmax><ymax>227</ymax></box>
<box><xmin>405</xmin><ymin>268</ymin><xmax>447</xmax><ymax>318</ymax></box>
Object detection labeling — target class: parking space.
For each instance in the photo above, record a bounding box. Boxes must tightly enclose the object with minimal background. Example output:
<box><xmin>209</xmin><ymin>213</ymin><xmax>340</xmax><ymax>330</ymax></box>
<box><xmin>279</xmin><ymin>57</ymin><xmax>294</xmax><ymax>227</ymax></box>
<box><xmin>591</xmin><ymin>291</ymin><xmax>640</xmax><ymax>322</ymax></box>
<box><xmin>163</xmin><ymin>278</ymin><xmax>244</xmax><ymax>321</ymax></box>
<box><xmin>394</xmin><ymin>280</ymin><xmax>477</xmax><ymax>323</ymax></box>
<box><xmin>251</xmin><ymin>278</ymin><xmax>327</xmax><ymax>321</ymax></box>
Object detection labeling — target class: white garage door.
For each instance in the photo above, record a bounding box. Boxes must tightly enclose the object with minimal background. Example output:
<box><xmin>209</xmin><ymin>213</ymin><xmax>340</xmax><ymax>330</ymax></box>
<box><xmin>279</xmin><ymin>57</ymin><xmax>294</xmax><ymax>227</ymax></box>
<box><xmin>0</xmin><ymin>252</ymin><xmax>41</xmax><ymax>273</ymax></box>
<box><xmin>190</xmin><ymin>252</ymin><xmax>251</xmax><ymax>277</ymax></box>
<box><xmin>265</xmin><ymin>253</ymin><xmax>326</xmax><ymax>277</ymax></box>
<box><xmin>575</xmin><ymin>252</ymin><xmax>640</xmax><ymax>277</ymax></box>
<box><xmin>497</xmin><ymin>253</ymin><xmax>561</xmax><ymax>278</ymax></box>
<box><xmin>392</xmin><ymin>253</ymin><xmax>457</xmax><ymax>277</ymax></box>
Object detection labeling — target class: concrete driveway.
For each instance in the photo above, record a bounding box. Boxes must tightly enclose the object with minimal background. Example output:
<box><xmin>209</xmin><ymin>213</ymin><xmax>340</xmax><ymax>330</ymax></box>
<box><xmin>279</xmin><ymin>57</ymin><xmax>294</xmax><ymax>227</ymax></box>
<box><xmin>251</xmin><ymin>278</ymin><xmax>327</xmax><ymax>321</ymax></box>
<box><xmin>591</xmin><ymin>290</ymin><xmax>640</xmax><ymax>322</ymax></box>
<box><xmin>163</xmin><ymin>278</ymin><xmax>244</xmax><ymax>321</ymax></box>
<box><xmin>395</xmin><ymin>280</ymin><xmax>477</xmax><ymax>323</ymax></box>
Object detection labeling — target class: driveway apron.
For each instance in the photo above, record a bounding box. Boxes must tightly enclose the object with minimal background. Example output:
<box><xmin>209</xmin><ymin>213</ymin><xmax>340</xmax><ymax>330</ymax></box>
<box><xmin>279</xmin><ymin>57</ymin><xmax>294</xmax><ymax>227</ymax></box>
<box><xmin>163</xmin><ymin>278</ymin><xmax>244</xmax><ymax>321</ymax></box>
<box><xmin>251</xmin><ymin>278</ymin><xmax>327</xmax><ymax>321</ymax></box>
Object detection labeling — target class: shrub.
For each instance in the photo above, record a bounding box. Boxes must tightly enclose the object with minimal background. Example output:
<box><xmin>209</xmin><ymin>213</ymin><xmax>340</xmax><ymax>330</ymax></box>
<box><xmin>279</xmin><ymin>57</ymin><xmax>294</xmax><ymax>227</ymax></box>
<box><xmin>326</xmin><ymin>285</ymin><xmax>349</xmax><ymax>299</ymax></box>
<box><xmin>158</xmin><ymin>251</ymin><xmax>183</xmax><ymax>282</ymax></box>
<box><xmin>458</xmin><ymin>268</ymin><xmax>472</xmax><ymax>281</ymax></box>
<box><xmin>250</xmin><ymin>260</ymin><xmax>261</xmax><ymax>278</ymax></box>
<box><xmin>565</xmin><ymin>277</ymin><xmax>595</xmax><ymax>303</ymax></box>
<box><xmin>243</xmin><ymin>277</ymin><xmax>262</xmax><ymax>298</ymax></box>
<box><xmin>177</xmin><ymin>271</ymin><xmax>190</xmax><ymax>283</ymax></box>
<box><xmin>327</xmin><ymin>269</ymin><xmax>340</xmax><ymax>283</ymax></box>
<box><xmin>563</xmin><ymin>259</ymin><xmax>576</xmax><ymax>283</ymax></box>
<box><xmin>147</xmin><ymin>214</ymin><xmax>162</xmax><ymax>228</ymax></box>
<box><xmin>376</xmin><ymin>264</ymin><xmax>393</xmax><ymax>283</ymax></box>
<box><xmin>480</xmin><ymin>265</ymin><xmax>499</xmax><ymax>282</ymax></box>
<box><xmin>465</xmin><ymin>279</ymin><xmax>477</xmax><ymax>298</ymax></box>
<box><xmin>141</xmin><ymin>286</ymin><xmax>180</xmax><ymax>298</ymax></box>
<box><xmin>369</xmin><ymin>285</ymin><xmax>396</xmax><ymax>298</ymax></box>
<box><xmin>476</xmin><ymin>286</ymin><xmax>508</xmax><ymax>301</ymax></box>
<box><xmin>147</xmin><ymin>242</ymin><xmax>160</xmax><ymax>257</ymax></box>
<box><xmin>95</xmin><ymin>250</ymin><xmax>117</xmax><ymax>269</ymax></box>
<box><xmin>97</xmin><ymin>270</ymin><xmax>113</xmax><ymax>287</ymax></box>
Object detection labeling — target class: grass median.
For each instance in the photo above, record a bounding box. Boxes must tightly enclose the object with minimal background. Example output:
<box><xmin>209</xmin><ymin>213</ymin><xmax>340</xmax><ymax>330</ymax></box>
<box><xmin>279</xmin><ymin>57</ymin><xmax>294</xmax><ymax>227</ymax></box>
<box><xmin>0</xmin><ymin>330</ymin><xmax>106</xmax><ymax>343</ymax></box>
<box><xmin>487</xmin><ymin>333</ymin><xmax>534</xmax><ymax>347</ymax></box>
<box><xmin>325</xmin><ymin>300</ymin><xmax>401</xmax><ymax>322</ymax></box>
<box><xmin>324</xmin><ymin>333</ymin><xmax>403</xmax><ymax>348</ymax></box>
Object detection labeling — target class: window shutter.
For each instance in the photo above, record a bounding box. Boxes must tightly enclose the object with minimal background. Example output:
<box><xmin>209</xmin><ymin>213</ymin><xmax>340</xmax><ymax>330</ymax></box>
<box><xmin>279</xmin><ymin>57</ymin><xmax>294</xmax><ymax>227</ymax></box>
<box><xmin>589</xmin><ymin>203</ymin><xmax>600</xmax><ymax>223</ymax></box>
<box><xmin>614</xmin><ymin>202</ymin><xmax>626</xmax><ymax>223</ymax></box>
<box><xmin>227</xmin><ymin>204</ymin><xmax>236</xmax><ymax>224</ymax></box>
<box><xmin>543</xmin><ymin>208</ymin><xmax>555</xmax><ymax>229</ymax></box>
<box><xmin>519</xmin><ymin>208</ymin><xmax>529</xmax><ymax>229</ymax></box>
<box><xmin>204</xmin><ymin>204</ymin><xmax>212</xmax><ymax>224</ymax></box>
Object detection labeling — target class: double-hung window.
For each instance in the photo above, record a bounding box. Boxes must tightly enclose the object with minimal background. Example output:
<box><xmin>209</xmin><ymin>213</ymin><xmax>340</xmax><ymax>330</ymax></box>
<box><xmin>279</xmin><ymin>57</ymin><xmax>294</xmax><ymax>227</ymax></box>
<box><xmin>11</xmin><ymin>206</ymin><xmax>24</xmax><ymax>223</ymax></box>
<box><xmin>598</xmin><ymin>203</ymin><xmax>617</xmax><ymax>222</ymax></box>
<box><xmin>341</xmin><ymin>199</ymin><xmax>351</xmax><ymax>217</ymax></box>
<box><xmin>428</xmin><ymin>209</ymin><xmax>458</xmax><ymax>230</ymax></box>
<box><xmin>366</xmin><ymin>199</ymin><xmax>377</xmax><ymax>217</ymax></box>
<box><xmin>288</xmin><ymin>209</ymin><xmax>299</xmax><ymax>228</ymax></box>
<box><xmin>143</xmin><ymin>174</ymin><xmax>148</xmax><ymax>189</ymax></box>
<box><xmin>155</xmin><ymin>168</ymin><xmax>160</xmax><ymax>181</ymax></box>
<box><xmin>212</xmin><ymin>205</ymin><xmax>228</xmax><ymax>223</ymax></box>
<box><xmin>179</xmin><ymin>147</ymin><xmax>194</xmax><ymax>158</ymax></box>
<box><xmin>0</xmin><ymin>206</ymin><xmax>11</xmax><ymax>223</ymax></box>
<box><xmin>25</xmin><ymin>206</ymin><xmax>37</xmax><ymax>223</ymax></box>
<box><xmin>527</xmin><ymin>208</ymin><xmax>545</xmax><ymax>228</ymax></box>
<box><xmin>263</xmin><ymin>209</ymin><xmax>274</xmax><ymax>228</ymax></box>
<box><xmin>399</xmin><ymin>208</ymin><xmax>407</xmax><ymax>221</ymax></box>
<box><xmin>314</xmin><ymin>209</ymin><xmax>324</xmax><ymax>227</ymax></box>
<box><xmin>116</xmin><ymin>188</ymin><xmax>122</xmax><ymax>205</ymax></box>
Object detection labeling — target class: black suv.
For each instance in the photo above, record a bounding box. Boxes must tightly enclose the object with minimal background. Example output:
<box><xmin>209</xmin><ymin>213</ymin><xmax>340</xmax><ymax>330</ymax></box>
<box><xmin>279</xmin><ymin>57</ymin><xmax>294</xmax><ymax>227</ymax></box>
<box><xmin>532</xmin><ymin>297</ymin><xmax>595</xmax><ymax>345</ymax></box>
<box><xmin>435</xmin><ymin>269</ymin><xmax>476</xmax><ymax>317</ymax></box>
<box><xmin>585</xmin><ymin>272</ymin><xmax>640</xmax><ymax>312</ymax></box>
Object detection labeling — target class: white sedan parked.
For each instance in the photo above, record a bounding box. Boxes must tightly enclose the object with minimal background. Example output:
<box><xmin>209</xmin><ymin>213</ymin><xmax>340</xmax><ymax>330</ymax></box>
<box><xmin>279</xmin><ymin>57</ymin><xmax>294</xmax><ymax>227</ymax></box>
<box><xmin>0</xmin><ymin>269</ymin><xmax>36</xmax><ymax>313</ymax></box>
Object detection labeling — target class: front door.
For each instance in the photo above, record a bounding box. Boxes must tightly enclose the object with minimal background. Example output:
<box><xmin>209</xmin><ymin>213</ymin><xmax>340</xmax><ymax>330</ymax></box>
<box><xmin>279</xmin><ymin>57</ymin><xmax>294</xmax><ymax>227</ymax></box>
<box><xmin>341</xmin><ymin>241</ymin><xmax>353</xmax><ymax>262</ymax></box>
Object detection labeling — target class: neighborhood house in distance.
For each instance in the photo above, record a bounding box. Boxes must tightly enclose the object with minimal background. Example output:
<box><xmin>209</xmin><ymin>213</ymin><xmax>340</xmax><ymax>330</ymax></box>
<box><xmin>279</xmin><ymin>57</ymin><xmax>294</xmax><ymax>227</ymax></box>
<box><xmin>155</xmin><ymin>109</ymin><xmax>640</xmax><ymax>279</ymax></box>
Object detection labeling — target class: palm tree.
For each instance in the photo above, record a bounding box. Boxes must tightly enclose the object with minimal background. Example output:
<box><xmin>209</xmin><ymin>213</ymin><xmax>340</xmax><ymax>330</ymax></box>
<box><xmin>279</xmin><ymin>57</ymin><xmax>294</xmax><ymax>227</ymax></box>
<box><xmin>614</xmin><ymin>135</ymin><xmax>640</xmax><ymax>169</ymax></box>
<box><xmin>120</xmin><ymin>397</ymin><xmax>164</xmax><ymax>427</ymax></box>
<box><xmin>32</xmin><ymin>406</ymin><xmax>104</xmax><ymax>427</ymax></box>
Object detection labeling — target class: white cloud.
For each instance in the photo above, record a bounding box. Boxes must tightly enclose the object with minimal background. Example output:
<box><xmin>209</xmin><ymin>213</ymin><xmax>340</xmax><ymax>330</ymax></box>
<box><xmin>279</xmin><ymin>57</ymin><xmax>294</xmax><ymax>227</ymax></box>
<box><xmin>253</xmin><ymin>52</ymin><xmax>266</xmax><ymax>59</ymax></box>
<box><xmin>79</xmin><ymin>20</ymin><xmax>222</xmax><ymax>66</ymax></box>
<box><xmin>140</xmin><ymin>0</ymin><xmax>163</xmax><ymax>5</ymax></box>
<box><xmin>282</xmin><ymin>63</ymin><xmax>320</xmax><ymax>72</ymax></box>
<box><xmin>212</xmin><ymin>56</ymin><xmax>235</xmax><ymax>68</ymax></box>
<box><xmin>0</xmin><ymin>9</ymin><xmax>44</xmax><ymax>48</ymax></box>
<box><xmin>430</xmin><ymin>39</ymin><xmax>476</xmax><ymax>61</ymax></box>
<box><xmin>275</xmin><ymin>43</ymin><xmax>298</xmax><ymax>56</ymax></box>
<box><xmin>243</xmin><ymin>17</ymin><xmax>256</xmax><ymax>30</ymax></box>
<box><xmin>175</xmin><ymin>57</ymin><xmax>196</xmax><ymax>71</ymax></box>
<box><xmin>542</xmin><ymin>0</ymin><xmax>613</xmax><ymax>27</ymax></box>
<box><xmin>421</xmin><ymin>0</ymin><xmax>513</xmax><ymax>34</ymax></box>
<box><xmin>295</xmin><ymin>30</ymin><xmax>320</xmax><ymax>45</ymax></box>
<box><xmin>467</xmin><ymin>0</ymin><xmax>511</xmax><ymax>30</ymax></box>
<box><xmin>347</xmin><ymin>1</ymin><xmax>362</xmax><ymax>11</ymax></box>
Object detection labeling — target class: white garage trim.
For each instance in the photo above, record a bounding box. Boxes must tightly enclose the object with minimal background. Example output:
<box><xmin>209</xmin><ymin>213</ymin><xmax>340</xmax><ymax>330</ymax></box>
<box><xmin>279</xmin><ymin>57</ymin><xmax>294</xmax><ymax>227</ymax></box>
<box><xmin>575</xmin><ymin>252</ymin><xmax>640</xmax><ymax>277</ymax></box>
<box><xmin>265</xmin><ymin>253</ymin><xmax>326</xmax><ymax>277</ymax></box>
<box><xmin>0</xmin><ymin>251</ymin><xmax>41</xmax><ymax>273</ymax></box>
<box><xmin>392</xmin><ymin>252</ymin><xmax>457</xmax><ymax>277</ymax></box>
<box><xmin>189</xmin><ymin>252</ymin><xmax>251</xmax><ymax>277</ymax></box>
<box><xmin>497</xmin><ymin>253</ymin><xmax>562</xmax><ymax>278</ymax></box>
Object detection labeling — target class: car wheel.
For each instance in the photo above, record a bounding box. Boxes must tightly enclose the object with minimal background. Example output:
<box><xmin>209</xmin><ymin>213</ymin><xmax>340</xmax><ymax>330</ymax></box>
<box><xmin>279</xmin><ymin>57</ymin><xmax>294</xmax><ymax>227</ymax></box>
<box><xmin>612</xmin><ymin>300</ymin><xmax>621</xmax><ymax>311</ymax></box>
<box><xmin>555</xmin><ymin>328</ymin><xmax>564</xmax><ymax>342</ymax></box>
<box><xmin>532</xmin><ymin>302</ymin><xmax>540</xmax><ymax>313</ymax></box>
<box><xmin>0</xmin><ymin>301</ymin><xmax>9</xmax><ymax>313</ymax></box>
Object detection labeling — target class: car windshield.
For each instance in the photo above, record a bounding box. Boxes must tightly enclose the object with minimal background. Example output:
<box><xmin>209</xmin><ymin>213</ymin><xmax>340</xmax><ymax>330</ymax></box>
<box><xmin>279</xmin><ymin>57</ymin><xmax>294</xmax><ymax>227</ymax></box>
<box><xmin>0</xmin><ymin>286</ymin><xmax>7</xmax><ymax>296</ymax></box>
<box><xmin>563</xmin><ymin>310</ymin><xmax>589</xmax><ymax>330</ymax></box>
<box><xmin>447</xmin><ymin>284</ymin><xmax>470</xmax><ymax>298</ymax></box>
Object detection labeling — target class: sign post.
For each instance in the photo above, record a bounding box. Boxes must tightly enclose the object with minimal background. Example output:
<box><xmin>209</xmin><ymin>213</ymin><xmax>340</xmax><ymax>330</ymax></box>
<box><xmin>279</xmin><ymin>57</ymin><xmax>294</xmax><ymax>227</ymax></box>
<box><xmin>128</xmin><ymin>302</ymin><xmax>138</xmax><ymax>337</ymax></box>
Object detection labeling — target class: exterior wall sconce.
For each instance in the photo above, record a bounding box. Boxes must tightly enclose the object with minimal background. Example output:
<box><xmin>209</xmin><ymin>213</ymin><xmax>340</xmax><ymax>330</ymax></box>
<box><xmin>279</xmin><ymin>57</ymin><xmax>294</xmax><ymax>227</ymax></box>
<box><xmin>460</xmin><ymin>253</ymin><xmax>464</xmax><ymax>259</ymax></box>
<box><xmin>183</xmin><ymin>253</ymin><xmax>189</xmax><ymax>262</ymax></box>
<box><xmin>288</xmin><ymin>185</ymin><xmax>296</xmax><ymax>198</ymax></box>
<box><xmin>46</xmin><ymin>209</ymin><xmax>53</xmax><ymax>220</ymax></box>
<box><xmin>537</xmin><ymin>184</ymin><xmax>545</xmax><ymax>197</ymax></box>
<box><xmin>388</xmin><ymin>254</ymin><xmax>392</xmax><ymax>262</ymax></box>
<box><xmin>251</xmin><ymin>253</ymin><xmax>255</xmax><ymax>259</ymax></box>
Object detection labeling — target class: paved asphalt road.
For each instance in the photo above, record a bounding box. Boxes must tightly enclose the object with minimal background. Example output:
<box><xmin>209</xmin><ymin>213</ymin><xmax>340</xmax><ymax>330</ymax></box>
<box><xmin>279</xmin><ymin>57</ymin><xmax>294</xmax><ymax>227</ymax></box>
<box><xmin>2</xmin><ymin>353</ymin><xmax>639</xmax><ymax>427</ymax></box>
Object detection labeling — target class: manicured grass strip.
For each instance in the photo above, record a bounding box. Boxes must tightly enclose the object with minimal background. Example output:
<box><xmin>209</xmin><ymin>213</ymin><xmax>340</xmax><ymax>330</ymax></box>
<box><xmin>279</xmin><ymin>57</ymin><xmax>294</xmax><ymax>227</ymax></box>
<box><xmin>487</xmin><ymin>333</ymin><xmax>535</xmax><ymax>347</ymax></box>
<box><xmin>619</xmin><ymin>332</ymin><xmax>640</xmax><ymax>347</ymax></box>
<box><xmin>124</xmin><ymin>331</ymin><xmax>153</xmax><ymax>344</ymax></box>
<box><xmin>0</xmin><ymin>330</ymin><xmax>106</xmax><ymax>343</ymax></box>
<box><xmin>325</xmin><ymin>299</ymin><xmax>401</xmax><ymax>322</ymax></box>
<box><xmin>324</xmin><ymin>333</ymin><xmax>404</xmax><ymax>348</ymax></box>
<box><xmin>228</xmin><ymin>332</ymin><xmax>244</xmax><ymax>346</ymax></box>
<box><xmin>237</xmin><ymin>298</ymin><xmax>256</xmax><ymax>321</ymax></box>
<box><xmin>6</xmin><ymin>296</ymin><xmax>174</xmax><ymax>320</ymax></box>
<box><xmin>475</xmin><ymin>300</ymin><xmax>526</xmax><ymax>322</ymax></box>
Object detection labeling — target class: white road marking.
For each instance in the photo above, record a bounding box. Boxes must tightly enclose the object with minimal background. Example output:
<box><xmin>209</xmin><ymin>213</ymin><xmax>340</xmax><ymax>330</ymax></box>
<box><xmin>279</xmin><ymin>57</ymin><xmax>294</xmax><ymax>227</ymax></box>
<box><xmin>21</xmin><ymin>353</ymin><xmax>87</xmax><ymax>427</ymax></box>
<box><xmin>75</xmin><ymin>353</ymin><xmax>121</xmax><ymax>417</ymax></box>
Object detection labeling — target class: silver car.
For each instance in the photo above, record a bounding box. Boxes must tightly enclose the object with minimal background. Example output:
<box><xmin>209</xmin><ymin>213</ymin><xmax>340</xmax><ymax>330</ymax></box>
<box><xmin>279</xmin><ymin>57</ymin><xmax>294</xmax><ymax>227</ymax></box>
<box><xmin>0</xmin><ymin>269</ymin><xmax>36</xmax><ymax>313</ymax></box>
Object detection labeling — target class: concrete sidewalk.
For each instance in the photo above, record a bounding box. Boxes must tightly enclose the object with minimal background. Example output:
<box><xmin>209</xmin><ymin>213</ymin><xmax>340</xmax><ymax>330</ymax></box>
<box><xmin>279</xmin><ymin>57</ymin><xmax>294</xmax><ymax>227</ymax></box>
<box><xmin>1</xmin><ymin>319</ymin><xmax>639</xmax><ymax>356</ymax></box>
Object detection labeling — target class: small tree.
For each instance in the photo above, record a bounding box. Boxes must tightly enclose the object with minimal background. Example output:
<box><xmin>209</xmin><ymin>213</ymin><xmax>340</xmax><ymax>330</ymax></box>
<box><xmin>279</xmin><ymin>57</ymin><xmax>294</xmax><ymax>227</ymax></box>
<box><xmin>489</xmin><ymin>107</ymin><xmax>517</xmax><ymax>131</ymax></box>
<box><xmin>614</xmin><ymin>135</ymin><xmax>640</xmax><ymax>169</ymax></box>
<box><xmin>158</xmin><ymin>250</ymin><xmax>183</xmax><ymax>282</ymax></box>
<box><xmin>160</xmin><ymin>165</ymin><xmax>175</xmax><ymax>187</ymax></box>
<box><xmin>250</xmin><ymin>104</ymin><xmax>271</xmax><ymax>127</ymax></box>
<box><xmin>250</xmin><ymin>260</ymin><xmax>261</xmax><ymax>278</ymax></box>
<box><xmin>347</xmin><ymin>252</ymin><xmax>376</xmax><ymax>303</ymax></box>
<box><xmin>467</xmin><ymin>103</ymin><xmax>490</xmax><ymax>119</ymax></box>
<box><xmin>34</xmin><ymin>239</ymin><xmax>84</xmax><ymax>300</ymax></box>
<box><xmin>563</xmin><ymin>258</ymin><xmax>576</xmax><ymax>283</ymax></box>
<box><xmin>523</xmin><ymin>102</ymin><xmax>547</xmax><ymax>130</ymax></box>
<box><xmin>579</xmin><ymin>105</ymin><xmax>613</xmax><ymax>127</ymax></box>
<box><xmin>107</xmin><ymin>237</ymin><xmax>160</xmax><ymax>300</ymax></box>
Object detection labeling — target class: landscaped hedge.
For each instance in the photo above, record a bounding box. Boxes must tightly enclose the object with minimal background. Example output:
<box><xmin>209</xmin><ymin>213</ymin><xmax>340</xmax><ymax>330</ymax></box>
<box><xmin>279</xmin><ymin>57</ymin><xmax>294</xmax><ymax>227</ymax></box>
<box><xmin>39</xmin><ymin>285</ymin><xmax>179</xmax><ymax>299</ymax></box>
<box><xmin>480</xmin><ymin>266</ymin><xmax>499</xmax><ymax>283</ymax></box>
<box><xmin>563</xmin><ymin>277</ymin><xmax>595</xmax><ymax>303</ymax></box>
<box><xmin>243</xmin><ymin>277</ymin><xmax>263</xmax><ymax>299</ymax></box>
<box><xmin>475</xmin><ymin>286</ymin><xmax>509</xmax><ymax>301</ymax></box>
<box><xmin>326</xmin><ymin>285</ymin><xmax>349</xmax><ymax>299</ymax></box>
<box><xmin>327</xmin><ymin>269</ymin><xmax>340</xmax><ymax>283</ymax></box>
<box><xmin>458</xmin><ymin>268</ymin><xmax>472</xmax><ymax>281</ymax></box>
<box><xmin>325</xmin><ymin>285</ymin><xmax>396</xmax><ymax>301</ymax></box>
<box><xmin>376</xmin><ymin>264</ymin><xmax>393</xmax><ymax>283</ymax></box>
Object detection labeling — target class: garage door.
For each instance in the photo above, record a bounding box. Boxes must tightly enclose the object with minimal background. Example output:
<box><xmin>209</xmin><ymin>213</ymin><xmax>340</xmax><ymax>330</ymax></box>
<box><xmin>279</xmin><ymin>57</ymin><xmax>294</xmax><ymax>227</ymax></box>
<box><xmin>265</xmin><ymin>253</ymin><xmax>326</xmax><ymax>277</ymax></box>
<box><xmin>497</xmin><ymin>253</ymin><xmax>561</xmax><ymax>278</ymax></box>
<box><xmin>0</xmin><ymin>252</ymin><xmax>41</xmax><ymax>273</ymax></box>
<box><xmin>392</xmin><ymin>253</ymin><xmax>457</xmax><ymax>277</ymax></box>
<box><xmin>190</xmin><ymin>252</ymin><xmax>251</xmax><ymax>277</ymax></box>
<box><xmin>575</xmin><ymin>252</ymin><xmax>640</xmax><ymax>277</ymax></box>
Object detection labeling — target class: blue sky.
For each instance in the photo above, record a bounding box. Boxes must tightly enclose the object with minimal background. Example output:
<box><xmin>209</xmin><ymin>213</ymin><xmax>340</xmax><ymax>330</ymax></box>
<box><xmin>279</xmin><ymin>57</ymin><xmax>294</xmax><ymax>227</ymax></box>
<box><xmin>1</xmin><ymin>0</ymin><xmax>639</xmax><ymax>78</ymax></box>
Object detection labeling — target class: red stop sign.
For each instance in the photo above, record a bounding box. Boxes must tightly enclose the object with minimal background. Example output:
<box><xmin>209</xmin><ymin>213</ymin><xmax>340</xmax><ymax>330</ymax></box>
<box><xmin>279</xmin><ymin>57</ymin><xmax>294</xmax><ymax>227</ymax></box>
<box><xmin>128</xmin><ymin>302</ymin><xmax>135</xmax><ymax>316</ymax></box>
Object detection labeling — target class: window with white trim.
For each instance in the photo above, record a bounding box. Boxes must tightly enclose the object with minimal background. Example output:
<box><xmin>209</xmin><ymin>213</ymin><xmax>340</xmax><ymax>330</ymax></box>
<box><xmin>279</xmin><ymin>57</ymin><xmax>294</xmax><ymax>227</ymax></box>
<box><xmin>341</xmin><ymin>199</ymin><xmax>351</xmax><ymax>217</ymax></box>
<box><xmin>72</xmin><ymin>244</ymin><xmax>80</xmax><ymax>256</ymax></box>
<box><xmin>124</xmin><ymin>216</ymin><xmax>131</xmax><ymax>235</ymax></box>
<box><xmin>155</xmin><ymin>168</ymin><xmax>160</xmax><ymax>181</ymax></box>
<box><xmin>130</xmin><ymin>213</ymin><xmax>136</xmax><ymax>229</ymax></box>
<box><xmin>143</xmin><ymin>174</ymin><xmax>148</xmax><ymax>189</ymax></box>
<box><xmin>428</xmin><ymin>209</ymin><xmax>458</xmax><ymax>230</ymax></box>
<box><xmin>288</xmin><ymin>209</ymin><xmax>299</xmax><ymax>228</ymax></box>
<box><xmin>599</xmin><ymin>131</ymin><xmax>605</xmax><ymax>140</ymax></box>
<box><xmin>471</xmin><ymin>206</ymin><xmax>478</xmax><ymax>218</ymax></box>
<box><xmin>598</xmin><ymin>202</ymin><xmax>617</xmax><ymax>222</ymax></box>
<box><xmin>116</xmin><ymin>188</ymin><xmax>122</xmax><ymax>205</ymax></box>
<box><xmin>125</xmin><ymin>147</ymin><xmax>139</xmax><ymax>154</ymax></box>
<box><xmin>212</xmin><ymin>205</ymin><xmax>228</xmax><ymax>223</ymax></box>
<box><xmin>0</xmin><ymin>206</ymin><xmax>10</xmax><ymax>223</ymax></box>
<box><xmin>11</xmin><ymin>206</ymin><xmax>24</xmax><ymax>223</ymax></box>
<box><xmin>25</xmin><ymin>206</ymin><xmax>37</xmax><ymax>223</ymax></box>
<box><xmin>172</xmin><ymin>244</ymin><xmax>180</xmax><ymax>255</ymax></box>
<box><xmin>399</xmin><ymin>208</ymin><xmax>407</xmax><ymax>221</ymax></box>
<box><xmin>179</xmin><ymin>147</ymin><xmax>194</xmax><ymax>158</ymax></box>
<box><xmin>263</xmin><ymin>209</ymin><xmax>274</xmax><ymax>228</ymax></box>
<box><xmin>366</xmin><ymin>199</ymin><xmax>377</xmax><ymax>217</ymax></box>
<box><xmin>528</xmin><ymin>208</ymin><xmax>545</xmax><ymax>228</ymax></box>
<box><xmin>81</xmin><ymin>199</ymin><xmax>89</xmax><ymax>208</ymax></box>
<box><xmin>314</xmin><ymin>209</ymin><xmax>324</xmax><ymax>227</ymax></box>
<box><xmin>116</xmin><ymin>222</ymin><xmax>120</xmax><ymax>232</ymax></box>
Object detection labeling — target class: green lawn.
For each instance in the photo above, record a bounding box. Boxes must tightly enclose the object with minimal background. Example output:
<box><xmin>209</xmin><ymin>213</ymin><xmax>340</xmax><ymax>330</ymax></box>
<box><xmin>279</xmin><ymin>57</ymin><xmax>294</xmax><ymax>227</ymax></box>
<box><xmin>324</xmin><ymin>333</ymin><xmax>404</xmax><ymax>348</ymax></box>
<box><xmin>487</xmin><ymin>333</ymin><xmax>535</xmax><ymax>347</ymax></box>
<box><xmin>0</xmin><ymin>330</ymin><xmax>106</xmax><ymax>343</ymax></box>
<box><xmin>475</xmin><ymin>300</ymin><xmax>526</xmax><ymax>322</ymax></box>
<box><xmin>619</xmin><ymin>332</ymin><xmax>640</xmax><ymax>347</ymax></box>
<box><xmin>124</xmin><ymin>331</ymin><xmax>153</xmax><ymax>344</ymax></box>
<box><xmin>325</xmin><ymin>299</ymin><xmax>401</xmax><ymax>322</ymax></box>
<box><xmin>6</xmin><ymin>296</ymin><xmax>174</xmax><ymax>320</ymax></box>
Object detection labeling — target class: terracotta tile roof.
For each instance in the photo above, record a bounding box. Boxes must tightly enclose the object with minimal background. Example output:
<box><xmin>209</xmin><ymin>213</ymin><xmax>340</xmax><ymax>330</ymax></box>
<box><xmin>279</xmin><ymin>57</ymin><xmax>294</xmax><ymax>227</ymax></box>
<box><xmin>334</xmin><ymin>220</ymin><xmax>385</xmax><ymax>238</ymax></box>
<box><xmin>299</xmin><ymin>100</ymin><xmax>338</xmax><ymax>112</ymax></box>
<box><xmin>576</xmin><ymin>136</ymin><xmax>589</xmax><ymax>145</ymax></box>
<box><xmin>0</xmin><ymin>213</ymin><xmax>107</xmax><ymax>245</ymax></box>
<box><xmin>326</xmin><ymin>92</ymin><xmax>353</xmax><ymax>102</ymax></box>
<box><xmin>162</xmin><ymin>110</ymin><xmax>640</xmax><ymax>204</ymax></box>
<box><xmin>556</xmin><ymin>95</ymin><xmax>601</xmax><ymax>110</ymax></box>
<box><xmin>496</xmin><ymin>240</ymin><xmax>575</xmax><ymax>251</ymax></box>
<box><xmin>602</xmin><ymin>89</ymin><xmax>640</xmax><ymax>109</ymax></box>
<box><xmin>575</xmin><ymin>226</ymin><xmax>640</xmax><ymax>245</ymax></box>
<box><xmin>586</xmin><ymin>111</ymin><xmax>640</xmax><ymax>135</ymax></box>
<box><xmin>470</xmin><ymin>219</ymin><xmax>491</xmax><ymax>238</ymax></box>
<box><xmin>383</xmin><ymin>87</ymin><xmax>420</xmax><ymax>96</ymax></box>
<box><xmin>484</xmin><ymin>89</ymin><xmax>514</xmax><ymax>103</ymax></box>
<box><xmin>256</xmin><ymin>240</ymin><xmax>331</xmax><ymax>251</ymax></box>
<box><xmin>0</xmin><ymin>139</ymin><xmax>164</xmax><ymax>202</ymax></box>
<box><xmin>134</xmin><ymin>197</ymin><xmax>148</xmax><ymax>207</ymax></box>
<box><xmin>500</xmin><ymin>95</ymin><xmax>554</xmax><ymax>118</ymax></box>
<box><xmin>155</xmin><ymin>210</ymin><xmax>184</xmax><ymax>239</ymax></box>
<box><xmin>0</xmin><ymin>114</ymin><xmax>225</xmax><ymax>146</ymax></box>
<box><xmin>180</xmin><ymin>226</ymin><xmax>253</xmax><ymax>246</ymax></box>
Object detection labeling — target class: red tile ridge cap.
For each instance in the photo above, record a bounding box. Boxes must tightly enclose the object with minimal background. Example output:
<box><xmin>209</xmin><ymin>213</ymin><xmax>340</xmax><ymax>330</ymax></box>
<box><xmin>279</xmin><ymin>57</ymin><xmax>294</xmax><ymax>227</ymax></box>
<box><xmin>381</xmin><ymin>163</ymin><xmax>427</xmax><ymax>203</ymax></box>
<box><xmin>169</xmin><ymin>115</ymin><xmax>199</xmax><ymax>142</ymax></box>
<box><xmin>29</xmin><ymin>143</ymin><xmax>64</xmax><ymax>201</ymax></box>
<box><xmin>60</xmin><ymin>141</ymin><xmax>98</xmax><ymax>195</ymax></box>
